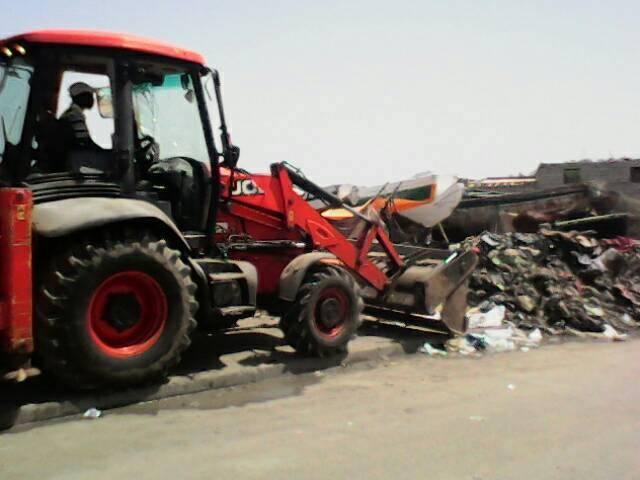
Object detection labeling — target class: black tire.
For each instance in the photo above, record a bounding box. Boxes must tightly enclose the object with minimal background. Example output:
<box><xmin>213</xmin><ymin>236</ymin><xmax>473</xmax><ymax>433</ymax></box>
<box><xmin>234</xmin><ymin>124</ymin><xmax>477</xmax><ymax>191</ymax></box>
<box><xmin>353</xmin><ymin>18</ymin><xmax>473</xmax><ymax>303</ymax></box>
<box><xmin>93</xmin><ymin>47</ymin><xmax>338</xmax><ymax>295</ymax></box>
<box><xmin>279</xmin><ymin>265</ymin><xmax>363</xmax><ymax>357</ymax></box>
<box><xmin>35</xmin><ymin>231</ymin><xmax>198</xmax><ymax>389</ymax></box>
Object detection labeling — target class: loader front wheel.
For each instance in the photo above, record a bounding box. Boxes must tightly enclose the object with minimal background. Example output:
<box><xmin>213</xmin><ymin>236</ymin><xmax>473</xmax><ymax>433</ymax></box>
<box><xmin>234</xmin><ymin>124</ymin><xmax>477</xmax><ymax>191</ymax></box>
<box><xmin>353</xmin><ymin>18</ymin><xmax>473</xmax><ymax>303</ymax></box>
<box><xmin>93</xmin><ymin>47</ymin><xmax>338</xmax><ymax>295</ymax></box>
<box><xmin>280</xmin><ymin>266</ymin><xmax>362</xmax><ymax>357</ymax></box>
<box><xmin>35</xmin><ymin>232</ymin><xmax>198</xmax><ymax>389</ymax></box>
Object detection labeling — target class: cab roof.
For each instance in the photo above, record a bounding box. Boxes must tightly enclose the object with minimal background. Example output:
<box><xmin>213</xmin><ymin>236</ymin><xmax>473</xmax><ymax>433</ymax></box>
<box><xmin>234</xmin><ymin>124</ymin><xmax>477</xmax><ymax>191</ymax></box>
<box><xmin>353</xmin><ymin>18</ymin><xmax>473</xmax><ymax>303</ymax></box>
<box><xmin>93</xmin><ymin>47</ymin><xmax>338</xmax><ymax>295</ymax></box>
<box><xmin>1</xmin><ymin>29</ymin><xmax>205</xmax><ymax>65</ymax></box>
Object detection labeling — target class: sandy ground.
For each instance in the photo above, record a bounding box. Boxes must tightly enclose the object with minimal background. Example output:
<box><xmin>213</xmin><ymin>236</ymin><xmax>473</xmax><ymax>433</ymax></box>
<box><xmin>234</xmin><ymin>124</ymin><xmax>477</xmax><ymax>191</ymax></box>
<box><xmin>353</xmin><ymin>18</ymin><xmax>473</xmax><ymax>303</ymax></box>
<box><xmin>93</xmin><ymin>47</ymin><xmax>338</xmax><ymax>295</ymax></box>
<box><xmin>2</xmin><ymin>338</ymin><xmax>639</xmax><ymax>480</ymax></box>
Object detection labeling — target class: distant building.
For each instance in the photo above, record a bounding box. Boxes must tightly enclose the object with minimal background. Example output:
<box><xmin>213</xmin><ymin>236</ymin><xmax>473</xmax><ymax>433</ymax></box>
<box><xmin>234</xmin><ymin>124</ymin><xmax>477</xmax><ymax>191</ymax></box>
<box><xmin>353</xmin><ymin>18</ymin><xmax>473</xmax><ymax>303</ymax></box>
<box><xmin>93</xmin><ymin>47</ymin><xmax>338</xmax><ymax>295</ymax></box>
<box><xmin>535</xmin><ymin>158</ymin><xmax>640</xmax><ymax>197</ymax></box>
<box><xmin>464</xmin><ymin>158</ymin><xmax>640</xmax><ymax>197</ymax></box>
<box><xmin>466</xmin><ymin>176</ymin><xmax>537</xmax><ymax>191</ymax></box>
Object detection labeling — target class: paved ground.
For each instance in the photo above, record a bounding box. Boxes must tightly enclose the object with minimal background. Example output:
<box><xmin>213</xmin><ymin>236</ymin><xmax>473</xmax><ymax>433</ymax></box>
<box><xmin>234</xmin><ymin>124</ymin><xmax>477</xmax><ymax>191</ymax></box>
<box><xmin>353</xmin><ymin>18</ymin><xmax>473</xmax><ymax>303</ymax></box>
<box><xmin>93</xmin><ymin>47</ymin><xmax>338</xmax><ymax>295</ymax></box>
<box><xmin>0</xmin><ymin>317</ymin><xmax>445</xmax><ymax>428</ymax></box>
<box><xmin>2</xmin><ymin>337</ymin><xmax>639</xmax><ymax>480</ymax></box>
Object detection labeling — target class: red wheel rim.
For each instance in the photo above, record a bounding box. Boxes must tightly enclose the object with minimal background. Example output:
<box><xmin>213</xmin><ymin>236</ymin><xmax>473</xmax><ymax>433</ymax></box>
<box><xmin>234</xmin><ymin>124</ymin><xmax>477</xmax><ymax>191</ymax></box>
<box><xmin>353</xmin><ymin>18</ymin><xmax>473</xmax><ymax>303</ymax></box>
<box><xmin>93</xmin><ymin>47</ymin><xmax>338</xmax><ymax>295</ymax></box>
<box><xmin>87</xmin><ymin>271</ymin><xmax>168</xmax><ymax>358</ymax></box>
<box><xmin>313</xmin><ymin>287</ymin><xmax>350</xmax><ymax>339</ymax></box>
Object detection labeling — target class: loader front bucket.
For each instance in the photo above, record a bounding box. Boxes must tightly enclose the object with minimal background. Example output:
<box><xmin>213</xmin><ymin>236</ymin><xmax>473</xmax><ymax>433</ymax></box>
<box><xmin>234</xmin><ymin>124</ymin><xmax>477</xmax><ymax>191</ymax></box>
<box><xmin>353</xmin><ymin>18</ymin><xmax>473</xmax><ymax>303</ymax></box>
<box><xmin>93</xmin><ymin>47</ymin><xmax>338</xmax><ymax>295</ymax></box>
<box><xmin>366</xmin><ymin>249</ymin><xmax>478</xmax><ymax>334</ymax></box>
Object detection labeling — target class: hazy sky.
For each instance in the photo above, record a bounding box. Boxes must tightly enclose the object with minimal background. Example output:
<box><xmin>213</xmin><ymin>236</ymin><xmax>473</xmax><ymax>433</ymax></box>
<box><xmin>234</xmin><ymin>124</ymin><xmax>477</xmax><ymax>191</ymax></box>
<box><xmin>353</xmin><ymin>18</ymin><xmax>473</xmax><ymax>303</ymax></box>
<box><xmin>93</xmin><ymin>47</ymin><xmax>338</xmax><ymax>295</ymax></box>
<box><xmin>5</xmin><ymin>1</ymin><xmax>640</xmax><ymax>185</ymax></box>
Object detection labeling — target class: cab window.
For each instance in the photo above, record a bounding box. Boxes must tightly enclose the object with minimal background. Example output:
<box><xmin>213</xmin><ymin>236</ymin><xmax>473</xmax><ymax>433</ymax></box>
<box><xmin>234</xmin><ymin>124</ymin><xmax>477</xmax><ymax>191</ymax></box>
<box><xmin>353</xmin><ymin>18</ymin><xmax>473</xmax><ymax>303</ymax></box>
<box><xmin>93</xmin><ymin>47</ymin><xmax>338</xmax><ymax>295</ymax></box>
<box><xmin>30</xmin><ymin>59</ymin><xmax>115</xmax><ymax>175</ymax></box>
<box><xmin>56</xmin><ymin>71</ymin><xmax>114</xmax><ymax>149</ymax></box>
<box><xmin>132</xmin><ymin>72</ymin><xmax>208</xmax><ymax>164</ymax></box>
<box><xmin>0</xmin><ymin>57</ymin><xmax>34</xmax><ymax>165</ymax></box>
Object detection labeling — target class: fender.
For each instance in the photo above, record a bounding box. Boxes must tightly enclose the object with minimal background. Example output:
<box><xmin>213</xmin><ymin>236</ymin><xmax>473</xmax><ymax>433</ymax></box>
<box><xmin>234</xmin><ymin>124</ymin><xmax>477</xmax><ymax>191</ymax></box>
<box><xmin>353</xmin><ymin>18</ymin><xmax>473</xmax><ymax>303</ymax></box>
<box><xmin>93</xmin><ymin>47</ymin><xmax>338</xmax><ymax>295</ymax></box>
<box><xmin>278</xmin><ymin>252</ymin><xmax>337</xmax><ymax>302</ymax></box>
<box><xmin>32</xmin><ymin>197</ymin><xmax>190</xmax><ymax>252</ymax></box>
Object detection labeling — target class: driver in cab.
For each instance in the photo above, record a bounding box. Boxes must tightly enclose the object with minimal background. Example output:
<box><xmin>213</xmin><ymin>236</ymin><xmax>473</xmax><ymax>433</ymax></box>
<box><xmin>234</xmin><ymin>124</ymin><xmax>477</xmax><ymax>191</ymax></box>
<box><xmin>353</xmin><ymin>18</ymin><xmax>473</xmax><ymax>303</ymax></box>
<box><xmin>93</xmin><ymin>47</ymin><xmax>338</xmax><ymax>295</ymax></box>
<box><xmin>58</xmin><ymin>82</ymin><xmax>104</xmax><ymax>151</ymax></box>
<box><xmin>58</xmin><ymin>81</ymin><xmax>158</xmax><ymax>175</ymax></box>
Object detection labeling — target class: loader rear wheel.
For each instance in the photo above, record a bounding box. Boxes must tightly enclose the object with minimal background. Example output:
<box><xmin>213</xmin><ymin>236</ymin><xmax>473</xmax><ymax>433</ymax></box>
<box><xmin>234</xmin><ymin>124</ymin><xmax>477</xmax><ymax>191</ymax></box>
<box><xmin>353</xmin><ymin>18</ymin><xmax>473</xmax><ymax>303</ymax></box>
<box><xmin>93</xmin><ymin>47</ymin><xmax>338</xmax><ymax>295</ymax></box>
<box><xmin>280</xmin><ymin>266</ymin><xmax>363</xmax><ymax>357</ymax></box>
<box><xmin>35</xmin><ymin>232</ymin><xmax>198</xmax><ymax>389</ymax></box>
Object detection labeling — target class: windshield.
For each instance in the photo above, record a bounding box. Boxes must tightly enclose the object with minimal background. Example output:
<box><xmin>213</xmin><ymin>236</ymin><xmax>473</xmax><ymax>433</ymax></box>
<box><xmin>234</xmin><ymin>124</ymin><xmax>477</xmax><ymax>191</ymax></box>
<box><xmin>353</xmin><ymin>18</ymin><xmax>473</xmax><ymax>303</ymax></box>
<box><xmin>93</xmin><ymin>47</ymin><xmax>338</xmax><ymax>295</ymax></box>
<box><xmin>0</xmin><ymin>58</ymin><xmax>33</xmax><ymax>163</ymax></box>
<box><xmin>132</xmin><ymin>72</ymin><xmax>209</xmax><ymax>163</ymax></box>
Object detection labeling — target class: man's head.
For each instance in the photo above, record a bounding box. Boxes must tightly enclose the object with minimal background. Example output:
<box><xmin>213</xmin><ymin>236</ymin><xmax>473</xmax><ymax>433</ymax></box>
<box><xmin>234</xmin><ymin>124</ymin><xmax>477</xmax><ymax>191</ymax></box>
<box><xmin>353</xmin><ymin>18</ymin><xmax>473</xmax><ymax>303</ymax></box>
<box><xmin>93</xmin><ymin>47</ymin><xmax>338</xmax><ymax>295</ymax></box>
<box><xmin>69</xmin><ymin>82</ymin><xmax>95</xmax><ymax>109</ymax></box>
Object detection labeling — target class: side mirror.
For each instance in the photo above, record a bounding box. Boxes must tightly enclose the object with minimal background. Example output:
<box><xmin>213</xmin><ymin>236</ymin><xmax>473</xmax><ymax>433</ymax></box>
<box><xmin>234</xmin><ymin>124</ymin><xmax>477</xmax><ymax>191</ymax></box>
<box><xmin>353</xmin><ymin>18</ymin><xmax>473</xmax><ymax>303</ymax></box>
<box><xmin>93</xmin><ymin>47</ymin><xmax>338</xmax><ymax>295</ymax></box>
<box><xmin>95</xmin><ymin>87</ymin><xmax>113</xmax><ymax>118</ymax></box>
<box><xmin>224</xmin><ymin>145</ymin><xmax>240</xmax><ymax>168</ymax></box>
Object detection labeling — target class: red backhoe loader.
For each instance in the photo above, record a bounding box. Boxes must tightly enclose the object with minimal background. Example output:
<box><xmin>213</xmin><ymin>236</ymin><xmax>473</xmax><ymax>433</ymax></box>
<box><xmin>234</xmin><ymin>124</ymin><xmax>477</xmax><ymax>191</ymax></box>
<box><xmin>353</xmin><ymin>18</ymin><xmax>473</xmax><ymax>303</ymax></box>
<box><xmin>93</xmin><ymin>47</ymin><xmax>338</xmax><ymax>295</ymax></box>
<box><xmin>0</xmin><ymin>30</ymin><xmax>477</xmax><ymax>389</ymax></box>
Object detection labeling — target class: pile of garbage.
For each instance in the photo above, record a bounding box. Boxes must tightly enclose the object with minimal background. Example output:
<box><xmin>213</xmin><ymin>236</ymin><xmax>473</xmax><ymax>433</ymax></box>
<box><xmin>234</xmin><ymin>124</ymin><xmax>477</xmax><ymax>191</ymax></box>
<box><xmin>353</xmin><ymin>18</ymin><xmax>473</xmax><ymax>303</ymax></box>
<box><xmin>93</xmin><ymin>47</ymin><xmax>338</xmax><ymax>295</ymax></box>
<box><xmin>465</xmin><ymin>230</ymin><xmax>640</xmax><ymax>335</ymax></box>
<box><xmin>422</xmin><ymin>230</ymin><xmax>639</xmax><ymax>357</ymax></box>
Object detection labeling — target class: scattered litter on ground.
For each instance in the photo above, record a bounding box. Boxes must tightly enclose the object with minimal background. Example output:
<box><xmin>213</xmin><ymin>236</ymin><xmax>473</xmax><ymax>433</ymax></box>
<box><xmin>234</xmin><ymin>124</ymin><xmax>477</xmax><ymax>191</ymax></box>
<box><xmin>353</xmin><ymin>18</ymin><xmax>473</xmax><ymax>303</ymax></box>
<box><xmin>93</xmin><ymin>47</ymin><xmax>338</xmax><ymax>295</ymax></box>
<box><xmin>567</xmin><ymin>325</ymin><xmax>629</xmax><ymax>341</ymax></box>
<box><xmin>83</xmin><ymin>408</ymin><xmax>102</xmax><ymax>419</ymax></box>
<box><xmin>507</xmin><ymin>384</ymin><xmax>516</xmax><ymax>391</ymax></box>
<box><xmin>474</xmin><ymin>328</ymin><xmax>517</xmax><ymax>352</ymax></box>
<box><xmin>528</xmin><ymin>328</ymin><xmax>543</xmax><ymax>343</ymax></box>
<box><xmin>469</xmin><ymin>416</ymin><xmax>485</xmax><ymax>422</ymax></box>
<box><xmin>2</xmin><ymin>367</ymin><xmax>41</xmax><ymax>383</ymax></box>
<box><xmin>448</xmin><ymin>324</ymin><xmax>543</xmax><ymax>356</ymax></box>
<box><xmin>445</xmin><ymin>336</ymin><xmax>478</xmax><ymax>355</ymax></box>
<box><xmin>3</xmin><ymin>369</ymin><xmax>27</xmax><ymax>382</ymax></box>
<box><xmin>602</xmin><ymin>324</ymin><xmax>628</xmax><ymax>341</ymax></box>
<box><xmin>419</xmin><ymin>343</ymin><xmax>448</xmax><ymax>356</ymax></box>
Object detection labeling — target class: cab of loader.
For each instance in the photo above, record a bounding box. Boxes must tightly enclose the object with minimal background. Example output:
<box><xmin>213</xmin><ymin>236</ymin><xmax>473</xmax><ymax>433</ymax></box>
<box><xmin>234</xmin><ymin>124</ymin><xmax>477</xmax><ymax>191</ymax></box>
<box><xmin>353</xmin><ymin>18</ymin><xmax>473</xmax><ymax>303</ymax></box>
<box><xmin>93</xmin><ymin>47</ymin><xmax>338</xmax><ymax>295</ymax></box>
<box><xmin>0</xmin><ymin>32</ymin><xmax>239</xmax><ymax>238</ymax></box>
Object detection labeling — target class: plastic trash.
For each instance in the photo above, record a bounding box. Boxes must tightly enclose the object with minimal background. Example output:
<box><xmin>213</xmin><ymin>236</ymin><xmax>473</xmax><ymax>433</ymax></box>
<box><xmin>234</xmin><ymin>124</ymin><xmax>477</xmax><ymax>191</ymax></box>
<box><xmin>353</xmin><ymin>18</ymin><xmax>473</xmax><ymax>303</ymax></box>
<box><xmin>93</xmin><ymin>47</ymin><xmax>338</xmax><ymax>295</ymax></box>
<box><xmin>481</xmin><ymin>327</ymin><xmax>514</xmax><ymax>341</ymax></box>
<box><xmin>459</xmin><ymin>324</ymin><xmax>545</xmax><ymax>354</ymax></box>
<box><xmin>507</xmin><ymin>384</ymin><xmax>516</xmax><ymax>391</ymax></box>
<box><xmin>478</xmin><ymin>328</ymin><xmax>517</xmax><ymax>351</ymax></box>
<box><xmin>469</xmin><ymin>416</ymin><xmax>484</xmax><ymax>422</ymax></box>
<box><xmin>481</xmin><ymin>234</ymin><xmax>500</xmax><ymax>247</ymax></box>
<box><xmin>445</xmin><ymin>337</ymin><xmax>477</xmax><ymax>355</ymax></box>
<box><xmin>487</xmin><ymin>338</ymin><xmax>516</xmax><ymax>352</ymax></box>
<box><xmin>419</xmin><ymin>343</ymin><xmax>448</xmax><ymax>356</ymax></box>
<box><xmin>602</xmin><ymin>324</ymin><xmax>628</xmax><ymax>341</ymax></box>
<box><xmin>466</xmin><ymin>334</ymin><xmax>487</xmax><ymax>351</ymax></box>
<box><xmin>528</xmin><ymin>328</ymin><xmax>542</xmax><ymax>343</ymax></box>
<box><xmin>467</xmin><ymin>305</ymin><xmax>506</xmax><ymax>329</ymax></box>
<box><xmin>620</xmin><ymin>313</ymin><xmax>635</xmax><ymax>326</ymax></box>
<box><xmin>584</xmin><ymin>305</ymin><xmax>605</xmax><ymax>317</ymax></box>
<box><xmin>83</xmin><ymin>407</ymin><xmax>102</xmax><ymax>419</ymax></box>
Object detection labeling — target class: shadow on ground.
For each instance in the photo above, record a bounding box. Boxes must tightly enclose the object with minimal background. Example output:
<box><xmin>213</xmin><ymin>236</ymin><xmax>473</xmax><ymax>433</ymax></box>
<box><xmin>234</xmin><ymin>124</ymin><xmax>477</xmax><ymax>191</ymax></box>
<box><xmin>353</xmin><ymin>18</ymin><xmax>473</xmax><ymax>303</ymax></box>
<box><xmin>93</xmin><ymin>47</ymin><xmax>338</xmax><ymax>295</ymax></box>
<box><xmin>1</xmin><ymin>316</ymin><xmax>446</xmax><ymax>431</ymax></box>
